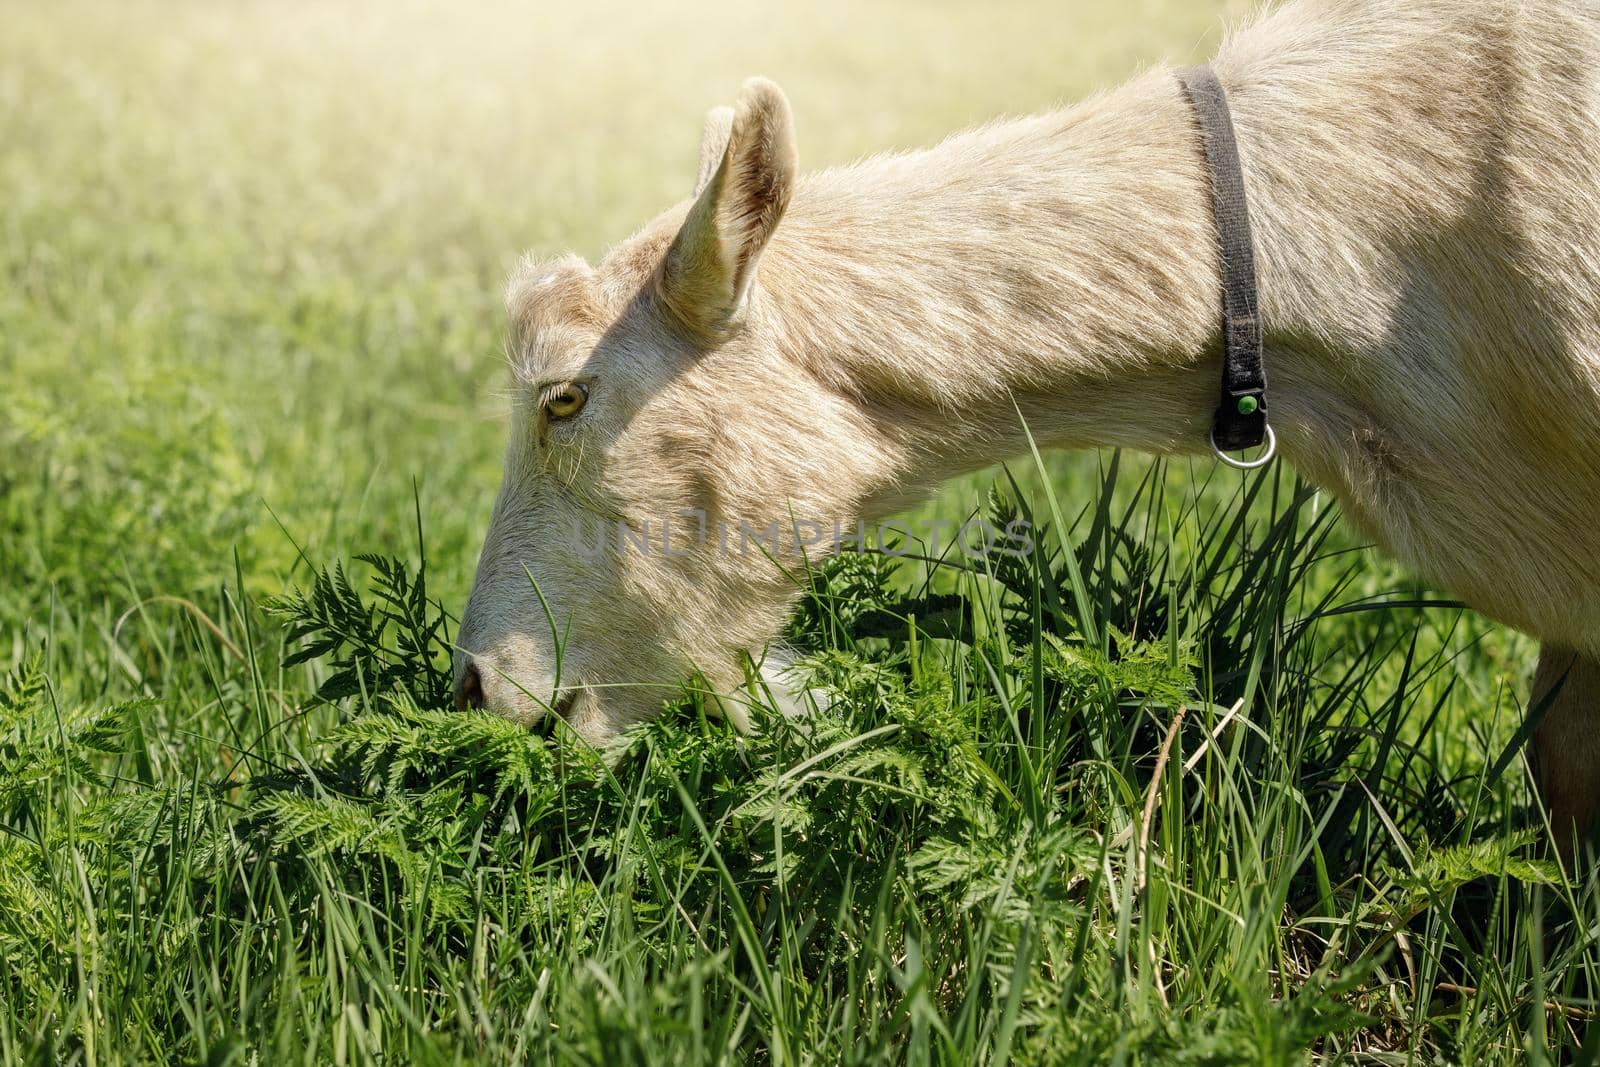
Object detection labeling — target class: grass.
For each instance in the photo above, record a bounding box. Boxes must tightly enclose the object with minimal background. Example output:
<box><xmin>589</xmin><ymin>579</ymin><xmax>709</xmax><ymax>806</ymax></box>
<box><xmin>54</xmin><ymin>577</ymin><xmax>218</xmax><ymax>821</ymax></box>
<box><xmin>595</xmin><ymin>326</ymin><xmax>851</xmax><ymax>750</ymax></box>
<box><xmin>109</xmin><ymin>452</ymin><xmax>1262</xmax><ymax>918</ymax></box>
<box><xmin>2</xmin><ymin>0</ymin><xmax>1597</xmax><ymax>1062</ymax></box>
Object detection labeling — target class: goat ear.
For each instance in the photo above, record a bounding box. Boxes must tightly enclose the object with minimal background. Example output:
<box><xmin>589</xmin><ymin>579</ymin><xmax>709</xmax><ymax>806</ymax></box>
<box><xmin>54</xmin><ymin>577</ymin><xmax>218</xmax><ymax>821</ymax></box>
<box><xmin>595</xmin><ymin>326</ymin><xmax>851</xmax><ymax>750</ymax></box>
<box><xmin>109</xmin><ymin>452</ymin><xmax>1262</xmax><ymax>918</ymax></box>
<box><xmin>660</xmin><ymin>78</ymin><xmax>797</xmax><ymax>337</ymax></box>
<box><xmin>693</xmin><ymin>106</ymin><xmax>734</xmax><ymax>198</ymax></box>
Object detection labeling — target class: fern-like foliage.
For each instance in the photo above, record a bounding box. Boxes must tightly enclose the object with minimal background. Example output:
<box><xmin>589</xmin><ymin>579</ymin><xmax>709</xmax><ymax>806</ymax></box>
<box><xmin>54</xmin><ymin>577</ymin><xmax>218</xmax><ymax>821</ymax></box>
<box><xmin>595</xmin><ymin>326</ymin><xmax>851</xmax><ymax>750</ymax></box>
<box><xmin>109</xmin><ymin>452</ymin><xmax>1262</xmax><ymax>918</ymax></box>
<box><xmin>269</xmin><ymin>553</ymin><xmax>453</xmax><ymax>709</ymax></box>
<box><xmin>0</xmin><ymin>654</ymin><xmax>132</xmax><ymax>821</ymax></box>
<box><xmin>5</xmin><ymin>490</ymin><xmax>1545</xmax><ymax>1061</ymax></box>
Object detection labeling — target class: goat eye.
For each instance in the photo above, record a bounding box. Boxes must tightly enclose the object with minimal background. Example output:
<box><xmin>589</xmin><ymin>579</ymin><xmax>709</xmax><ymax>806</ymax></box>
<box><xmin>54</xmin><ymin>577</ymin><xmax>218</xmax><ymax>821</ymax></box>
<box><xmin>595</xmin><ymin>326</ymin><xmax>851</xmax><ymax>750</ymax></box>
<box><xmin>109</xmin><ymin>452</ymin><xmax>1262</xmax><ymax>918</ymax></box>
<box><xmin>544</xmin><ymin>382</ymin><xmax>588</xmax><ymax>420</ymax></box>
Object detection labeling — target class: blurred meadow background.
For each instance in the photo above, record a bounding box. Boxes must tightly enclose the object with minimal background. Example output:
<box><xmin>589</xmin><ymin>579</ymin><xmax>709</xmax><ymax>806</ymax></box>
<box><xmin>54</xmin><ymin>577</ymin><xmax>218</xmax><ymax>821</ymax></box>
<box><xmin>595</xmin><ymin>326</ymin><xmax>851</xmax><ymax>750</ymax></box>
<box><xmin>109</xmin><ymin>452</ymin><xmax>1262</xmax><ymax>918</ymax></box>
<box><xmin>4</xmin><ymin>1</ymin><xmax>1595</xmax><ymax>1063</ymax></box>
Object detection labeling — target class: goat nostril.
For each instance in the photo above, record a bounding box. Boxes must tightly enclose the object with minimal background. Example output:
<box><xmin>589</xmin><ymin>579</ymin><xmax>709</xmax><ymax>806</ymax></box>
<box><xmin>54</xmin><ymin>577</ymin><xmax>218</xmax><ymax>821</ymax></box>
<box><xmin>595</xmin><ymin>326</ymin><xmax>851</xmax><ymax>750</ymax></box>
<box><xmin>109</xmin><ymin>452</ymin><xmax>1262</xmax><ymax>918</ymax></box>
<box><xmin>456</xmin><ymin>663</ymin><xmax>484</xmax><ymax>711</ymax></box>
<box><xmin>553</xmin><ymin>688</ymin><xmax>578</xmax><ymax>719</ymax></box>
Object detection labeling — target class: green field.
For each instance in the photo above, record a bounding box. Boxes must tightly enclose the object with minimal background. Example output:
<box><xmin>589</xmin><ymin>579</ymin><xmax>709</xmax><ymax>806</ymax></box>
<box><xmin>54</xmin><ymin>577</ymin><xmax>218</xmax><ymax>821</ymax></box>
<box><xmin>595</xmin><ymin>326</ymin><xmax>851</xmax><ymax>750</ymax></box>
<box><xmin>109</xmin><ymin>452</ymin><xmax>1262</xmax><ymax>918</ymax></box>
<box><xmin>3</xmin><ymin>1</ymin><xmax>1595</xmax><ymax>1062</ymax></box>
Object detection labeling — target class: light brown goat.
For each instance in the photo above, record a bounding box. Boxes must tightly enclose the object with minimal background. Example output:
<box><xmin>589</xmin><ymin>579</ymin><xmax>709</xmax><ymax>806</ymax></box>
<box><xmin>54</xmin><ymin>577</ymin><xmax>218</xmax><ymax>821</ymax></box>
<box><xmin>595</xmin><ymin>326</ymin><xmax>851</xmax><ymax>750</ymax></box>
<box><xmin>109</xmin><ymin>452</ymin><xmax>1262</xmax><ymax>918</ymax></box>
<box><xmin>455</xmin><ymin>0</ymin><xmax>1600</xmax><ymax>849</ymax></box>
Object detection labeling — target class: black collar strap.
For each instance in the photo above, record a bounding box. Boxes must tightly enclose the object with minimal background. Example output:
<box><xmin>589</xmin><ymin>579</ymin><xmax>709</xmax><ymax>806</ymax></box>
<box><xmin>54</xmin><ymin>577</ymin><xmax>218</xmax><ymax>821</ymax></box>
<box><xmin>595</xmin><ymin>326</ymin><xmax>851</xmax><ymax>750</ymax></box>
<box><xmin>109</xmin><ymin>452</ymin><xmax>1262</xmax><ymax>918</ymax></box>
<box><xmin>1177</xmin><ymin>66</ymin><xmax>1275</xmax><ymax>468</ymax></box>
